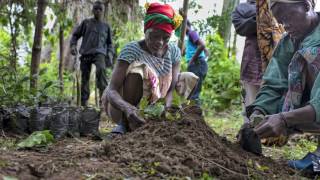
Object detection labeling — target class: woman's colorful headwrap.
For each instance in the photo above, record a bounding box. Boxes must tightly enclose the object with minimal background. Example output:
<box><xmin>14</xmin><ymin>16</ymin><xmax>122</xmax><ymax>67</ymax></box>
<box><xmin>144</xmin><ymin>2</ymin><xmax>183</xmax><ymax>34</ymax></box>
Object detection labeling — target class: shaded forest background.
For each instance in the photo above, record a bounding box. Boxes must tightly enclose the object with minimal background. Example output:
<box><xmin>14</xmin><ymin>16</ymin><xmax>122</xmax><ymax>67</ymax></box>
<box><xmin>0</xmin><ymin>0</ymin><xmax>240</xmax><ymax>113</ymax></box>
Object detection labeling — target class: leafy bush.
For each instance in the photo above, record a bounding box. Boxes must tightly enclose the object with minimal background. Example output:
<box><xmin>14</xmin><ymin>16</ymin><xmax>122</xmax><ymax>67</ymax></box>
<box><xmin>201</xmin><ymin>34</ymin><xmax>241</xmax><ymax>111</ymax></box>
<box><xmin>0</xmin><ymin>64</ymin><xmax>67</xmax><ymax>106</ymax></box>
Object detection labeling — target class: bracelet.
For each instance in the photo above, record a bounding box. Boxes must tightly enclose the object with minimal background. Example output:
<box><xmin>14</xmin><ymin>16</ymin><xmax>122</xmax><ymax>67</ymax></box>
<box><xmin>279</xmin><ymin>112</ymin><xmax>289</xmax><ymax>128</ymax></box>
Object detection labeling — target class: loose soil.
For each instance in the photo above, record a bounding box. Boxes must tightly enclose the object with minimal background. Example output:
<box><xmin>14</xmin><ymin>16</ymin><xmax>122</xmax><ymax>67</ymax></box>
<box><xmin>0</xmin><ymin>106</ymin><xmax>298</xmax><ymax>179</ymax></box>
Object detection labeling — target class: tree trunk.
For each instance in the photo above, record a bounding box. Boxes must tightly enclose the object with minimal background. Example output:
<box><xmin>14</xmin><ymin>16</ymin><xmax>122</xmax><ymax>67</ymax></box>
<box><xmin>218</xmin><ymin>0</ymin><xmax>237</xmax><ymax>46</ymax></box>
<box><xmin>8</xmin><ymin>1</ymin><xmax>18</xmax><ymax>70</ymax></box>
<box><xmin>58</xmin><ymin>26</ymin><xmax>64</xmax><ymax>94</ymax></box>
<box><xmin>231</xmin><ymin>0</ymin><xmax>239</xmax><ymax>56</ymax></box>
<box><xmin>231</xmin><ymin>26</ymin><xmax>238</xmax><ymax>56</ymax></box>
<box><xmin>30</xmin><ymin>0</ymin><xmax>47</xmax><ymax>91</ymax></box>
<box><xmin>178</xmin><ymin>0</ymin><xmax>189</xmax><ymax>51</ymax></box>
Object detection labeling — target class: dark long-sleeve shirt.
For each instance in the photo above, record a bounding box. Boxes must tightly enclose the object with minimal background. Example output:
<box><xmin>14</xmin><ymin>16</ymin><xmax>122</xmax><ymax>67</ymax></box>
<box><xmin>70</xmin><ymin>18</ymin><xmax>113</xmax><ymax>56</ymax></box>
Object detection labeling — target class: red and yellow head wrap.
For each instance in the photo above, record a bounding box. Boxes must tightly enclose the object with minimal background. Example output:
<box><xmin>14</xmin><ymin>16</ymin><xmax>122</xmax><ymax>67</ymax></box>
<box><xmin>144</xmin><ymin>2</ymin><xmax>183</xmax><ymax>34</ymax></box>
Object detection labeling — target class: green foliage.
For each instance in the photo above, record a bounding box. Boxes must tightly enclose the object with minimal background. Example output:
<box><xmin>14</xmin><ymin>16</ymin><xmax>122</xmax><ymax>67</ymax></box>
<box><xmin>0</xmin><ymin>1</ymin><xmax>143</xmax><ymax>107</ymax></box>
<box><xmin>139</xmin><ymin>93</ymin><xmax>185</xmax><ymax>121</ymax></box>
<box><xmin>17</xmin><ymin>130</ymin><xmax>54</xmax><ymax>149</ymax></box>
<box><xmin>206</xmin><ymin>107</ymin><xmax>242</xmax><ymax>141</ymax></box>
<box><xmin>144</xmin><ymin>103</ymin><xmax>165</xmax><ymax>119</ymax></box>
<box><xmin>2</xmin><ymin>176</ymin><xmax>18</xmax><ymax>180</ymax></box>
<box><xmin>171</xmin><ymin>91</ymin><xmax>183</xmax><ymax>108</ymax></box>
<box><xmin>139</xmin><ymin>98</ymin><xmax>165</xmax><ymax>119</ymax></box>
<box><xmin>0</xmin><ymin>1</ymin><xmax>76</xmax><ymax>106</ymax></box>
<box><xmin>38</xmin><ymin>59</ymin><xmax>74</xmax><ymax>101</ymax></box>
<box><xmin>46</xmin><ymin>2</ymin><xmax>73</xmax><ymax>45</ymax></box>
<box><xmin>200</xmin><ymin>172</ymin><xmax>215</xmax><ymax>180</ymax></box>
<box><xmin>201</xmin><ymin>34</ymin><xmax>241</xmax><ymax>111</ymax></box>
<box><xmin>275</xmin><ymin>138</ymin><xmax>317</xmax><ymax>160</ymax></box>
<box><xmin>0</xmin><ymin>66</ymin><xmax>32</xmax><ymax>106</ymax></box>
<box><xmin>113</xmin><ymin>22</ymin><xmax>143</xmax><ymax>55</ymax></box>
<box><xmin>0</xmin><ymin>64</ymin><xmax>62</xmax><ymax>106</ymax></box>
<box><xmin>194</xmin><ymin>15</ymin><xmax>221</xmax><ymax>37</ymax></box>
<box><xmin>0</xmin><ymin>29</ymin><xmax>11</xmax><ymax>60</ymax></box>
<box><xmin>0</xmin><ymin>1</ymin><xmax>36</xmax><ymax>67</ymax></box>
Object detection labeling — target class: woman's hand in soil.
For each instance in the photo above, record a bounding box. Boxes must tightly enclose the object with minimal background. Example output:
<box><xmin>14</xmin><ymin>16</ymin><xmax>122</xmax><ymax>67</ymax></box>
<box><xmin>125</xmin><ymin>105</ymin><xmax>146</xmax><ymax>131</ymax></box>
<box><xmin>253</xmin><ymin>114</ymin><xmax>287</xmax><ymax>139</ymax></box>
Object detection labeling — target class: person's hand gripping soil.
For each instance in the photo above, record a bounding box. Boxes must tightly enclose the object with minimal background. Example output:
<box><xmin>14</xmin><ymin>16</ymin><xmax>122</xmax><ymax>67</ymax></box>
<box><xmin>125</xmin><ymin>104</ymin><xmax>146</xmax><ymax>131</ymax></box>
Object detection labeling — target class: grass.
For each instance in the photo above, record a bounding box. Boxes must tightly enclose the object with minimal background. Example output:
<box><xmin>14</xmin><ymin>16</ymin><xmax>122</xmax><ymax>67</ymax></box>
<box><xmin>205</xmin><ymin>108</ymin><xmax>243</xmax><ymax>142</ymax></box>
<box><xmin>205</xmin><ymin>107</ymin><xmax>318</xmax><ymax>161</ymax></box>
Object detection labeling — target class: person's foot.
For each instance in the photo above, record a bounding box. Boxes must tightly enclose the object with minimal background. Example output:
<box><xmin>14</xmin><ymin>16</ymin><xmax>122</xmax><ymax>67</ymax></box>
<box><xmin>105</xmin><ymin>123</ymin><xmax>127</xmax><ymax>140</ymax></box>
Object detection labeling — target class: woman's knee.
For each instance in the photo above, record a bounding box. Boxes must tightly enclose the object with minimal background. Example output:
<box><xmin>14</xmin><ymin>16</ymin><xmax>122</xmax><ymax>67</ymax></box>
<box><xmin>123</xmin><ymin>73</ymin><xmax>143</xmax><ymax>106</ymax></box>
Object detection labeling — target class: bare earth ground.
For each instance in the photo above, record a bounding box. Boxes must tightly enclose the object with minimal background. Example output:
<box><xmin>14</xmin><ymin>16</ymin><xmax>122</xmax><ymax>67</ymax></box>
<box><xmin>0</xmin><ymin>107</ymin><xmax>299</xmax><ymax>179</ymax></box>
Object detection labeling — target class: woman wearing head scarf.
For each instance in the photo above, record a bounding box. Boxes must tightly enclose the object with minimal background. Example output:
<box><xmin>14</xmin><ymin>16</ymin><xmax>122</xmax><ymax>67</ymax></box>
<box><xmin>102</xmin><ymin>3</ymin><xmax>198</xmax><ymax>136</ymax></box>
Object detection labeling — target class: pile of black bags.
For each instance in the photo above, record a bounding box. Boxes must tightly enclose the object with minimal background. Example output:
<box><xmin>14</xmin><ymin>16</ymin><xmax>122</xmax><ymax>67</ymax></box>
<box><xmin>0</xmin><ymin>104</ymin><xmax>100</xmax><ymax>139</ymax></box>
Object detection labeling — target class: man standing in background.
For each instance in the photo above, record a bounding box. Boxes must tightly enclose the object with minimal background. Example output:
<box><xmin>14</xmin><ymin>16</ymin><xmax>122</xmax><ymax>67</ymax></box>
<box><xmin>70</xmin><ymin>1</ymin><xmax>113</xmax><ymax>106</ymax></box>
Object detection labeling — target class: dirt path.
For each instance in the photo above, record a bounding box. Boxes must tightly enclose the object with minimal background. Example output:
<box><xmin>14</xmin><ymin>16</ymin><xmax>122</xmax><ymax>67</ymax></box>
<box><xmin>0</xmin><ymin>108</ymin><xmax>298</xmax><ymax>179</ymax></box>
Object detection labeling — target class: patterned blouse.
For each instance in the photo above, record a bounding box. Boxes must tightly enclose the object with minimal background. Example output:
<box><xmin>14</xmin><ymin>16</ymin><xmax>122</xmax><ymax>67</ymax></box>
<box><xmin>117</xmin><ymin>41</ymin><xmax>181</xmax><ymax>76</ymax></box>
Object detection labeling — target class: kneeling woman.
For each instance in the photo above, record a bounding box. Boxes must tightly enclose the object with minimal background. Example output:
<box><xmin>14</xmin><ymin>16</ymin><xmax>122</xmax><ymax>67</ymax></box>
<box><xmin>103</xmin><ymin>3</ymin><xmax>197</xmax><ymax>135</ymax></box>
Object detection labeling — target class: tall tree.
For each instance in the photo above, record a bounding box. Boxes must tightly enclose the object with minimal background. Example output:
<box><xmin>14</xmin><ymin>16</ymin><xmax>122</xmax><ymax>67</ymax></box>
<box><xmin>30</xmin><ymin>0</ymin><xmax>47</xmax><ymax>91</ymax></box>
<box><xmin>230</xmin><ymin>0</ymin><xmax>239</xmax><ymax>56</ymax></box>
<box><xmin>178</xmin><ymin>0</ymin><xmax>189</xmax><ymax>51</ymax></box>
<box><xmin>58</xmin><ymin>26</ymin><xmax>64</xmax><ymax>94</ymax></box>
<box><xmin>218</xmin><ymin>0</ymin><xmax>238</xmax><ymax>46</ymax></box>
<box><xmin>57</xmin><ymin>0</ymin><xmax>67</xmax><ymax>95</ymax></box>
<box><xmin>7</xmin><ymin>1</ymin><xmax>19</xmax><ymax>70</ymax></box>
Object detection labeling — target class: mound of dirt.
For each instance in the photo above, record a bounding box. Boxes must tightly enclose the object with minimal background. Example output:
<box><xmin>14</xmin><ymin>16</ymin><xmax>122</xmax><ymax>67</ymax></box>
<box><xmin>0</xmin><ymin>106</ymin><xmax>296</xmax><ymax>179</ymax></box>
<box><xmin>101</xmin><ymin>106</ymin><xmax>295</xmax><ymax>179</ymax></box>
